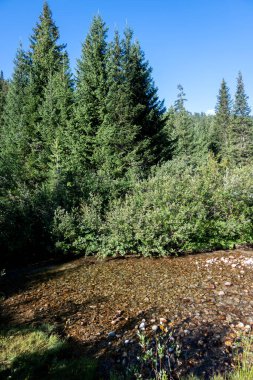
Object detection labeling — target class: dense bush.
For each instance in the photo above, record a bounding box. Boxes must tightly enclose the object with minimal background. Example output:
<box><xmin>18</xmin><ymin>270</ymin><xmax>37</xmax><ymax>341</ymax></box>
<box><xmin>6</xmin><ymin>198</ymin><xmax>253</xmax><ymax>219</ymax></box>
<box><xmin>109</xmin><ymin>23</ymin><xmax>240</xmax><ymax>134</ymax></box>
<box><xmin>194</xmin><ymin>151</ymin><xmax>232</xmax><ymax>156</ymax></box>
<box><xmin>52</xmin><ymin>156</ymin><xmax>253</xmax><ymax>257</ymax></box>
<box><xmin>0</xmin><ymin>186</ymin><xmax>56</xmax><ymax>265</ymax></box>
<box><xmin>99</xmin><ymin>157</ymin><xmax>253</xmax><ymax>256</ymax></box>
<box><xmin>52</xmin><ymin>195</ymin><xmax>102</xmax><ymax>255</ymax></box>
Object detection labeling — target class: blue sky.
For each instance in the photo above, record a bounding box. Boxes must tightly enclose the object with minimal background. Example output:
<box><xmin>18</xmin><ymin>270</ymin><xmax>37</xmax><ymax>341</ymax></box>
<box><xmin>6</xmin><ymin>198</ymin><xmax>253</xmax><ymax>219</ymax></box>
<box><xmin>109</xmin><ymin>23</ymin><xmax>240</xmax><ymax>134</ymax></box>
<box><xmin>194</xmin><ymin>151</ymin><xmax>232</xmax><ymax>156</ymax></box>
<box><xmin>1</xmin><ymin>0</ymin><xmax>253</xmax><ymax>113</ymax></box>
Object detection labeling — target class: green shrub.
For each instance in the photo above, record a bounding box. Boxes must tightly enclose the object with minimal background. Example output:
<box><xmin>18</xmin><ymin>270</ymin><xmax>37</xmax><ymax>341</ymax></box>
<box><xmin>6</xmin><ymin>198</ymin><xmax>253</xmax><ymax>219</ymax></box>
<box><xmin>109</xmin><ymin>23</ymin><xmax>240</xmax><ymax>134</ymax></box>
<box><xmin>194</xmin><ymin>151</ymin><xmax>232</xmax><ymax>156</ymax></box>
<box><xmin>53</xmin><ymin>195</ymin><xmax>102</xmax><ymax>255</ymax></box>
<box><xmin>100</xmin><ymin>157</ymin><xmax>253</xmax><ymax>257</ymax></box>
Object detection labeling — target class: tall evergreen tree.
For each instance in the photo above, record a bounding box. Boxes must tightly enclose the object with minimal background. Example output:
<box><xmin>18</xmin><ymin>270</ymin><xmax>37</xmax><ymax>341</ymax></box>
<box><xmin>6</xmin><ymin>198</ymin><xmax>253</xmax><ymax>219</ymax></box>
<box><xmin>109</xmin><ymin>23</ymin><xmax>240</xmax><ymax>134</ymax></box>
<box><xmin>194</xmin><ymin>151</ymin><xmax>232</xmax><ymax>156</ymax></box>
<box><xmin>233</xmin><ymin>71</ymin><xmax>251</xmax><ymax>117</ymax></box>
<box><xmin>24</xmin><ymin>1</ymin><xmax>69</xmax><ymax>185</ymax></box>
<box><xmin>36</xmin><ymin>58</ymin><xmax>74</xmax><ymax>189</ymax></box>
<box><xmin>74</xmin><ymin>15</ymin><xmax>108</xmax><ymax>170</ymax></box>
<box><xmin>96</xmin><ymin>28</ymin><xmax>166</xmax><ymax>180</ymax></box>
<box><xmin>0</xmin><ymin>71</ymin><xmax>8</xmax><ymax>131</ymax></box>
<box><xmin>230</xmin><ymin>72</ymin><xmax>253</xmax><ymax>164</ymax></box>
<box><xmin>172</xmin><ymin>85</ymin><xmax>195</xmax><ymax>158</ymax></box>
<box><xmin>174</xmin><ymin>84</ymin><xmax>187</xmax><ymax>113</ymax></box>
<box><xmin>0</xmin><ymin>47</ymin><xmax>31</xmax><ymax>189</ymax></box>
<box><xmin>30</xmin><ymin>1</ymin><xmax>66</xmax><ymax>97</ymax></box>
<box><xmin>214</xmin><ymin>79</ymin><xmax>232</xmax><ymax>158</ymax></box>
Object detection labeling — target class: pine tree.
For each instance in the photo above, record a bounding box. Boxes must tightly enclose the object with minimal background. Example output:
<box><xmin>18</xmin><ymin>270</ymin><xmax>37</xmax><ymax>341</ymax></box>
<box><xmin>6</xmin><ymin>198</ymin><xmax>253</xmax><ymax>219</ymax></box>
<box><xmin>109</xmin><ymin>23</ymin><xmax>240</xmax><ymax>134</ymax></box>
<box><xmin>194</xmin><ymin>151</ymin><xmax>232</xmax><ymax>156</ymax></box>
<box><xmin>214</xmin><ymin>79</ymin><xmax>232</xmax><ymax>158</ymax></box>
<box><xmin>30</xmin><ymin>1</ymin><xmax>66</xmax><ymax>98</ymax></box>
<box><xmin>96</xmin><ymin>28</ymin><xmax>166</xmax><ymax>181</ymax></box>
<box><xmin>74</xmin><ymin>15</ymin><xmax>108</xmax><ymax>170</ymax></box>
<box><xmin>174</xmin><ymin>84</ymin><xmax>187</xmax><ymax>113</ymax></box>
<box><xmin>95</xmin><ymin>30</ymin><xmax>142</xmax><ymax>179</ymax></box>
<box><xmin>37</xmin><ymin>58</ymin><xmax>74</xmax><ymax>189</ymax></box>
<box><xmin>0</xmin><ymin>47</ymin><xmax>31</xmax><ymax>189</ymax></box>
<box><xmin>230</xmin><ymin>72</ymin><xmax>253</xmax><ymax>165</ymax></box>
<box><xmin>123</xmin><ymin>29</ymin><xmax>166</xmax><ymax>167</ymax></box>
<box><xmin>0</xmin><ymin>71</ymin><xmax>8</xmax><ymax>131</ymax></box>
<box><xmin>24</xmin><ymin>2</ymin><xmax>69</xmax><ymax>185</ymax></box>
<box><xmin>233</xmin><ymin>71</ymin><xmax>251</xmax><ymax>117</ymax></box>
<box><xmin>172</xmin><ymin>85</ymin><xmax>195</xmax><ymax>158</ymax></box>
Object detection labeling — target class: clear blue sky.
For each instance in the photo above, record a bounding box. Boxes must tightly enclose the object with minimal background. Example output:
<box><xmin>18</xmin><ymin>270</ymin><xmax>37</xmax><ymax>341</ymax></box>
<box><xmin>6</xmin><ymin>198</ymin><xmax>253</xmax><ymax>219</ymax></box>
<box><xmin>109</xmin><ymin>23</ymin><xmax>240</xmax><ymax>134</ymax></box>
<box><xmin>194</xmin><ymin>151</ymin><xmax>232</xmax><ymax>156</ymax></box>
<box><xmin>1</xmin><ymin>0</ymin><xmax>253</xmax><ymax>113</ymax></box>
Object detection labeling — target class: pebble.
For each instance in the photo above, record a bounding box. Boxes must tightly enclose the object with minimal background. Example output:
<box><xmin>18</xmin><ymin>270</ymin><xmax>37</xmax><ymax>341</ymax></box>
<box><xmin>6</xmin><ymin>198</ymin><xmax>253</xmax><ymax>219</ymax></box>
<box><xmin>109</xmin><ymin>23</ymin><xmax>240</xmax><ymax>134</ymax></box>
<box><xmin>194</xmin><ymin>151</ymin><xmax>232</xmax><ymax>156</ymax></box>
<box><xmin>139</xmin><ymin>322</ymin><xmax>146</xmax><ymax>330</ymax></box>
<box><xmin>124</xmin><ymin>339</ymin><xmax>130</xmax><ymax>345</ymax></box>
<box><xmin>152</xmin><ymin>325</ymin><xmax>159</xmax><ymax>332</ymax></box>
<box><xmin>218</xmin><ymin>291</ymin><xmax>225</xmax><ymax>296</ymax></box>
<box><xmin>224</xmin><ymin>281</ymin><xmax>232</xmax><ymax>286</ymax></box>
<box><xmin>108</xmin><ymin>331</ymin><xmax>116</xmax><ymax>339</ymax></box>
<box><xmin>237</xmin><ymin>322</ymin><xmax>244</xmax><ymax>329</ymax></box>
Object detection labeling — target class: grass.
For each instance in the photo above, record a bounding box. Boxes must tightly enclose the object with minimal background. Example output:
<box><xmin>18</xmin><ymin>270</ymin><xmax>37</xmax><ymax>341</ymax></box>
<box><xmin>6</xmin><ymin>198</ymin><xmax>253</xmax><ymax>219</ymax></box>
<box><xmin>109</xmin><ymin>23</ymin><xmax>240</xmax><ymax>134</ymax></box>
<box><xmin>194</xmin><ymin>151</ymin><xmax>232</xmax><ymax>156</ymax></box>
<box><xmin>0</xmin><ymin>323</ymin><xmax>252</xmax><ymax>379</ymax></box>
<box><xmin>184</xmin><ymin>335</ymin><xmax>253</xmax><ymax>380</ymax></box>
<box><xmin>0</xmin><ymin>324</ymin><xmax>97</xmax><ymax>380</ymax></box>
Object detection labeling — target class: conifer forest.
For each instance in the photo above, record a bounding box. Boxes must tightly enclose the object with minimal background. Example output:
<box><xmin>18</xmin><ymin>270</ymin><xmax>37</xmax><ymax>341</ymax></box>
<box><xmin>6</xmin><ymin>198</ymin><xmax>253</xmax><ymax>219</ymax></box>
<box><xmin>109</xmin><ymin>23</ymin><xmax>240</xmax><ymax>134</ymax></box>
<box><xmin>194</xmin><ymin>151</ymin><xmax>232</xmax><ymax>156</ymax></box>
<box><xmin>1</xmin><ymin>3</ymin><xmax>253</xmax><ymax>379</ymax></box>
<box><xmin>1</xmin><ymin>2</ymin><xmax>253</xmax><ymax>266</ymax></box>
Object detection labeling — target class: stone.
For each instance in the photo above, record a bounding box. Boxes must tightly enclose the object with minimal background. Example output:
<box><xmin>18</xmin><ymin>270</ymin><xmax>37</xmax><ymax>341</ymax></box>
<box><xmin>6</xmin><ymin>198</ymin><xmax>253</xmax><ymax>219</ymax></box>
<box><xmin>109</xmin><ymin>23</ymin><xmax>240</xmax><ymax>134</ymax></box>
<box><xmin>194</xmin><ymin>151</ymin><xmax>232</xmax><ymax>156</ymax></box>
<box><xmin>139</xmin><ymin>322</ymin><xmax>146</xmax><ymax>330</ymax></box>
<box><xmin>224</xmin><ymin>281</ymin><xmax>232</xmax><ymax>286</ymax></box>
<box><xmin>108</xmin><ymin>331</ymin><xmax>116</xmax><ymax>339</ymax></box>
<box><xmin>152</xmin><ymin>325</ymin><xmax>159</xmax><ymax>332</ymax></box>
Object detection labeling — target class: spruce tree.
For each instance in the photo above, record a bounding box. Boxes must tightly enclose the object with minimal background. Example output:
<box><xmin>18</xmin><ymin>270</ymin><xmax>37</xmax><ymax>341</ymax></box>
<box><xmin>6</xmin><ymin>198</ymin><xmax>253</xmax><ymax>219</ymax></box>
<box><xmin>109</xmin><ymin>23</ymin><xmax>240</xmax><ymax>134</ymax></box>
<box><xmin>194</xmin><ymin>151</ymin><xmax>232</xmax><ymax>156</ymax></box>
<box><xmin>214</xmin><ymin>79</ymin><xmax>232</xmax><ymax>158</ymax></box>
<box><xmin>0</xmin><ymin>47</ymin><xmax>31</xmax><ymax>190</ymax></box>
<box><xmin>96</xmin><ymin>28</ymin><xmax>166</xmax><ymax>181</ymax></box>
<box><xmin>95</xmin><ymin>30</ymin><xmax>142</xmax><ymax>179</ymax></box>
<box><xmin>0</xmin><ymin>71</ymin><xmax>8</xmax><ymax>131</ymax></box>
<box><xmin>123</xmin><ymin>29</ymin><xmax>166</xmax><ymax>167</ymax></box>
<box><xmin>74</xmin><ymin>15</ymin><xmax>108</xmax><ymax>170</ymax></box>
<box><xmin>174</xmin><ymin>84</ymin><xmax>187</xmax><ymax>113</ymax></box>
<box><xmin>30</xmin><ymin>1</ymin><xmax>66</xmax><ymax>97</ymax></box>
<box><xmin>231</xmin><ymin>72</ymin><xmax>253</xmax><ymax>164</ymax></box>
<box><xmin>25</xmin><ymin>1</ymin><xmax>69</xmax><ymax>185</ymax></box>
<box><xmin>172</xmin><ymin>85</ymin><xmax>195</xmax><ymax>158</ymax></box>
<box><xmin>233</xmin><ymin>71</ymin><xmax>251</xmax><ymax>117</ymax></box>
<box><xmin>37</xmin><ymin>58</ymin><xmax>74</xmax><ymax>189</ymax></box>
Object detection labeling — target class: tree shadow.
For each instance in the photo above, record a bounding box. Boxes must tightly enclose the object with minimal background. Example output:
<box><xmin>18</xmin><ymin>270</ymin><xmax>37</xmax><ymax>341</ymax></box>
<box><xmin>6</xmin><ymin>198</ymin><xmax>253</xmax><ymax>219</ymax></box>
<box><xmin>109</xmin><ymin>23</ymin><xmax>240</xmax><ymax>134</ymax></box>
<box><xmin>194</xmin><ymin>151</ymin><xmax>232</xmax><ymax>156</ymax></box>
<box><xmin>0</xmin><ymin>256</ymin><xmax>95</xmax><ymax>298</ymax></box>
<box><xmin>0</xmin><ymin>298</ymin><xmax>238</xmax><ymax>379</ymax></box>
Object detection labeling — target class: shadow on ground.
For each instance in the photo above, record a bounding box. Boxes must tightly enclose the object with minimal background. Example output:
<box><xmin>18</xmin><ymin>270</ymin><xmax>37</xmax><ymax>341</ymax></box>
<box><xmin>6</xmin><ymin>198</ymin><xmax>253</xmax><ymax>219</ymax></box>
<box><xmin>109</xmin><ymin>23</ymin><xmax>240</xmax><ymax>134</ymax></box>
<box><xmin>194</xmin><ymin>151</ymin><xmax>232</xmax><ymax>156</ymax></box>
<box><xmin>1</xmin><ymin>301</ymin><xmax>234</xmax><ymax>379</ymax></box>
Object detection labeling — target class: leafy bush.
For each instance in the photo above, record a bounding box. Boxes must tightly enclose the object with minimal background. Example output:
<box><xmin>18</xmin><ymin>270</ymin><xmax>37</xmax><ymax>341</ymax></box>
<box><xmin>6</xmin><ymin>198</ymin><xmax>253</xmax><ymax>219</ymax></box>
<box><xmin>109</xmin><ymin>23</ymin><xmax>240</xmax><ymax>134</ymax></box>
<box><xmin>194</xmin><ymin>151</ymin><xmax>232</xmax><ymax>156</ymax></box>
<box><xmin>52</xmin><ymin>195</ymin><xmax>102</xmax><ymax>255</ymax></box>
<box><xmin>99</xmin><ymin>157</ymin><xmax>253</xmax><ymax>257</ymax></box>
<box><xmin>0</xmin><ymin>185</ymin><xmax>56</xmax><ymax>266</ymax></box>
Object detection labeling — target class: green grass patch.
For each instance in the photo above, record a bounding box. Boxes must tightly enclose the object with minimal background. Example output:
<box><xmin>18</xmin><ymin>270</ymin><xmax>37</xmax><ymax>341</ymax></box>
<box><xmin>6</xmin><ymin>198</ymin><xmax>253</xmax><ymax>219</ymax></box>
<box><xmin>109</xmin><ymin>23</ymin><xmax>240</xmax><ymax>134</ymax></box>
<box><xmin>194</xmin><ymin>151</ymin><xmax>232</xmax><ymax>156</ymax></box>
<box><xmin>0</xmin><ymin>324</ymin><xmax>97</xmax><ymax>380</ymax></box>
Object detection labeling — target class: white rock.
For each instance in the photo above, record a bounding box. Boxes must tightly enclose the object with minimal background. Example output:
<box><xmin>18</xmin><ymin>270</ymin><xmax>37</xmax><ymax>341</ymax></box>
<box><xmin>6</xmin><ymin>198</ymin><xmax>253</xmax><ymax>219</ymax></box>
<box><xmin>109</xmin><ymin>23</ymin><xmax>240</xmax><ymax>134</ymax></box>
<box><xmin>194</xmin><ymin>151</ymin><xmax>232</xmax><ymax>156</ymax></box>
<box><xmin>139</xmin><ymin>322</ymin><xmax>146</xmax><ymax>330</ymax></box>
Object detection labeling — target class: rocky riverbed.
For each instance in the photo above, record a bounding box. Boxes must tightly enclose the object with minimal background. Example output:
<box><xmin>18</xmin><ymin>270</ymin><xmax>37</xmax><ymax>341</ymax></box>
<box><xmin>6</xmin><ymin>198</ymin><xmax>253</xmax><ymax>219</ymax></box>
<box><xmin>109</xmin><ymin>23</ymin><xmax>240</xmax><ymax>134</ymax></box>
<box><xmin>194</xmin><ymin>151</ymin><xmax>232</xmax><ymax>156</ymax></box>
<box><xmin>1</xmin><ymin>249</ymin><xmax>253</xmax><ymax>378</ymax></box>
